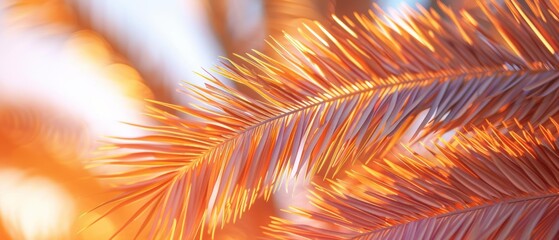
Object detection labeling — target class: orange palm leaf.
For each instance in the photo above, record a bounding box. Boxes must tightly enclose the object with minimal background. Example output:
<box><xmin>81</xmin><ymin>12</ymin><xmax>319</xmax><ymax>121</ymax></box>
<box><xmin>92</xmin><ymin>0</ymin><xmax>559</xmax><ymax>238</ymax></box>
<box><xmin>266</xmin><ymin>119</ymin><xmax>559</xmax><ymax>239</ymax></box>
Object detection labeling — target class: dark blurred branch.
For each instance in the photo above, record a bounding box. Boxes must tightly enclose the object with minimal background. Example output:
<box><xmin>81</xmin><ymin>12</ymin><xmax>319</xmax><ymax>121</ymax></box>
<box><xmin>333</xmin><ymin>0</ymin><xmax>372</xmax><ymax>16</ymax></box>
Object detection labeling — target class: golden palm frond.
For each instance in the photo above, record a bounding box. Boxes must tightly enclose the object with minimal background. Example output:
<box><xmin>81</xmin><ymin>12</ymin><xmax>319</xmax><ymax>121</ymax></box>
<box><xmin>266</xmin><ymin>119</ymin><xmax>559</xmax><ymax>239</ymax></box>
<box><xmin>93</xmin><ymin>0</ymin><xmax>559</xmax><ymax>238</ymax></box>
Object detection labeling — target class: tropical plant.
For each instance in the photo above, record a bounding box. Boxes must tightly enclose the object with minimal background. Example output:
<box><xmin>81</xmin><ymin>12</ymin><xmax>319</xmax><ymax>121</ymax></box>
<box><xmin>90</xmin><ymin>0</ymin><xmax>559</xmax><ymax>239</ymax></box>
<box><xmin>266</xmin><ymin>119</ymin><xmax>559</xmax><ymax>239</ymax></box>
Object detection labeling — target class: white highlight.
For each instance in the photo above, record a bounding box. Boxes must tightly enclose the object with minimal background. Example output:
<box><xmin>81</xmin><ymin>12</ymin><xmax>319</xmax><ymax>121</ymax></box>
<box><xmin>0</xmin><ymin>168</ymin><xmax>75</xmax><ymax>240</ymax></box>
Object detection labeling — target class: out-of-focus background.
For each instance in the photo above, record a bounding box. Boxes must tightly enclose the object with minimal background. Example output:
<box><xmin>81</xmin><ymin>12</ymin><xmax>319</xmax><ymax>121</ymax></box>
<box><xmin>0</xmin><ymin>0</ymin><xmax>477</xmax><ymax>239</ymax></box>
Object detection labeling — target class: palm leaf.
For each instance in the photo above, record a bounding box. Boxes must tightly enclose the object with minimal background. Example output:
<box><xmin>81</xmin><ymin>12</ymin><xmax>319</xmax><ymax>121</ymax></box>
<box><xmin>266</xmin><ymin>119</ymin><xmax>559</xmax><ymax>239</ymax></box>
<box><xmin>93</xmin><ymin>0</ymin><xmax>559</xmax><ymax>238</ymax></box>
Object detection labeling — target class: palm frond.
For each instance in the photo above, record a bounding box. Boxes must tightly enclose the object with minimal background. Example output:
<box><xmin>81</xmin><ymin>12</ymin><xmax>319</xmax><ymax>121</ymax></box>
<box><xmin>266</xmin><ymin>119</ymin><xmax>559</xmax><ymax>239</ymax></box>
<box><xmin>94</xmin><ymin>0</ymin><xmax>559</xmax><ymax>238</ymax></box>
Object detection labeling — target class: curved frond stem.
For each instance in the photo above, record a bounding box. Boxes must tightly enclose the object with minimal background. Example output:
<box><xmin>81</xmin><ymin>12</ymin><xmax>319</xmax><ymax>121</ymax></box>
<box><xmin>93</xmin><ymin>1</ymin><xmax>559</xmax><ymax>238</ymax></box>
<box><xmin>352</xmin><ymin>193</ymin><xmax>559</xmax><ymax>239</ymax></box>
<box><xmin>267</xmin><ymin>119</ymin><xmax>559</xmax><ymax>239</ymax></box>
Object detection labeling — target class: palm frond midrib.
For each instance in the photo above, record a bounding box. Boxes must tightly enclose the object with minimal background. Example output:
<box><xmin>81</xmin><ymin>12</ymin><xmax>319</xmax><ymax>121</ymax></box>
<box><xmin>187</xmin><ymin>66</ymin><xmax>555</xmax><ymax>167</ymax></box>
<box><xmin>350</xmin><ymin>192</ymin><xmax>559</xmax><ymax>239</ymax></box>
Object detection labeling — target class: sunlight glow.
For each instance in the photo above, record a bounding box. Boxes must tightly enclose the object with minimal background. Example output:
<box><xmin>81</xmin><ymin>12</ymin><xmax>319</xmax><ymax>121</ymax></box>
<box><xmin>0</xmin><ymin>27</ymin><xmax>150</xmax><ymax>139</ymax></box>
<box><xmin>0</xmin><ymin>168</ymin><xmax>75</xmax><ymax>240</ymax></box>
<box><xmin>72</xmin><ymin>0</ymin><xmax>224</xmax><ymax>104</ymax></box>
